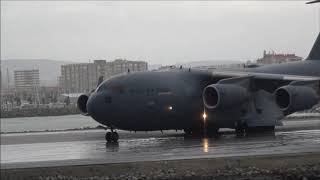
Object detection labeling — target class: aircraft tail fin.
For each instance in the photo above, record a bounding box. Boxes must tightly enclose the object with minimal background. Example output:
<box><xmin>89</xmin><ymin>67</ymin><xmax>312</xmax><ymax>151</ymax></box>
<box><xmin>306</xmin><ymin>32</ymin><xmax>320</xmax><ymax>60</ymax></box>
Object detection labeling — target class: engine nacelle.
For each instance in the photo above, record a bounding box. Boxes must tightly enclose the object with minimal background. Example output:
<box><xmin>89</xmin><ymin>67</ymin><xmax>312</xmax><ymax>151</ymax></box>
<box><xmin>77</xmin><ymin>94</ymin><xmax>89</xmax><ymax>115</ymax></box>
<box><xmin>203</xmin><ymin>84</ymin><xmax>249</xmax><ymax>109</ymax></box>
<box><xmin>275</xmin><ymin>85</ymin><xmax>319</xmax><ymax>113</ymax></box>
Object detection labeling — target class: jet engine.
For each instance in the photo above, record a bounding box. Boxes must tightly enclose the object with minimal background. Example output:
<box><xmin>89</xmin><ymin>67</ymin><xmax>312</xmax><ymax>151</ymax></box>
<box><xmin>203</xmin><ymin>84</ymin><xmax>249</xmax><ymax>109</ymax></box>
<box><xmin>77</xmin><ymin>94</ymin><xmax>89</xmax><ymax>115</ymax></box>
<box><xmin>275</xmin><ymin>85</ymin><xmax>319</xmax><ymax>112</ymax></box>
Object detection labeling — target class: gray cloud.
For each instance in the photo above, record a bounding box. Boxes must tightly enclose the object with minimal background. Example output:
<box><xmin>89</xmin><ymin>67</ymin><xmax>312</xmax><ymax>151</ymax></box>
<box><xmin>1</xmin><ymin>1</ymin><xmax>319</xmax><ymax>64</ymax></box>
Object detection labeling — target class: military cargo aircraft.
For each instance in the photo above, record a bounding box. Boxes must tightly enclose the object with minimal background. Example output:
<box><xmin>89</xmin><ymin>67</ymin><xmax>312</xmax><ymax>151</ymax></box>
<box><xmin>77</xmin><ymin>31</ymin><xmax>320</xmax><ymax>142</ymax></box>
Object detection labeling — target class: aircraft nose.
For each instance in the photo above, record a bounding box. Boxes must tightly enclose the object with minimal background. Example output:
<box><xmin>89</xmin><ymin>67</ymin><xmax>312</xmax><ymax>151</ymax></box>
<box><xmin>86</xmin><ymin>92</ymin><xmax>98</xmax><ymax>117</ymax></box>
<box><xmin>87</xmin><ymin>92</ymin><xmax>112</xmax><ymax>124</ymax></box>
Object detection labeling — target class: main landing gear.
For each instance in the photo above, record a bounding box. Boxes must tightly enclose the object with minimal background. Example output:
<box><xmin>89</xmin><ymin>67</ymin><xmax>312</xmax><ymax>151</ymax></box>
<box><xmin>235</xmin><ymin>124</ymin><xmax>248</xmax><ymax>137</ymax></box>
<box><xmin>183</xmin><ymin>127</ymin><xmax>219</xmax><ymax>138</ymax></box>
<box><xmin>235</xmin><ymin>122</ymin><xmax>275</xmax><ymax>137</ymax></box>
<box><xmin>105</xmin><ymin>128</ymin><xmax>119</xmax><ymax>143</ymax></box>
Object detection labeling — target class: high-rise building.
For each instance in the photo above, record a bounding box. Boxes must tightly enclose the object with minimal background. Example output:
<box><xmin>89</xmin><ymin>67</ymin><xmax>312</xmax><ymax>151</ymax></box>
<box><xmin>60</xmin><ymin>59</ymin><xmax>148</xmax><ymax>93</ymax></box>
<box><xmin>14</xmin><ymin>69</ymin><xmax>40</xmax><ymax>92</ymax></box>
<box><xmin>105</xmin><ymin>59</ymin><xmax>148</xmax><ymax>77</ymax></box>
<box><xmin>60</xmin><ymin>62</ymin><xmax>98</xmax><ymax>94</ymax></box>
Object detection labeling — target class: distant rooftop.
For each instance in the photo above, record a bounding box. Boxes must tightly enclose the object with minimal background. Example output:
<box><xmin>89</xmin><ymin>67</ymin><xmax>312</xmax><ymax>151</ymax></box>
<box><xmin>257</xmin><ymin>50</ymin><xmax>303</xmax><ymax>64</ymax></box>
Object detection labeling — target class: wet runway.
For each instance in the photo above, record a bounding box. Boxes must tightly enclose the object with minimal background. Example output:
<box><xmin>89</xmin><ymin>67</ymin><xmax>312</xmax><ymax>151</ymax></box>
<box><xmin>1</xmin><ymin>118</ymin><xmax>320</xmax><ymax>169</ymax></box>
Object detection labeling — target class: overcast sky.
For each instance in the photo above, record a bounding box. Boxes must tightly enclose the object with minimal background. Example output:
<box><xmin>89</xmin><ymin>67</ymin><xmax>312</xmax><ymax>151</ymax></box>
<box><xmin>1</xmin><ymin>1</ymin><xmax>319</xmax><ymax>65</ymax></box>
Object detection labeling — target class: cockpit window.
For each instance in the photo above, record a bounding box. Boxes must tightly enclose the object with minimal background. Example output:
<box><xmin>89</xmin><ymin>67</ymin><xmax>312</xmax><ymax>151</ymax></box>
<box><xmin>110</xmin><ymin>85</ymin><xmax>125</xmax><ymax>94</ymax></box>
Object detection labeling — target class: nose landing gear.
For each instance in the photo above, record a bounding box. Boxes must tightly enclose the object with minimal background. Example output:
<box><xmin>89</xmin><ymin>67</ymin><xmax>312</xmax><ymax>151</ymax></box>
<box><xmin>105</xmin><ymin>128</ymin><xmax>119</xmax><ymax>143</ymax></box>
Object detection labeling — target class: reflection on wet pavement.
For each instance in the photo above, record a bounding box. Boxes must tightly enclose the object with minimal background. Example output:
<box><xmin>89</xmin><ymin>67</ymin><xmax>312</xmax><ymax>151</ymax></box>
<box><xmin>2</xmin><ymin>129</ymin><xmax>320</xmax><ymax>169</ymax></box>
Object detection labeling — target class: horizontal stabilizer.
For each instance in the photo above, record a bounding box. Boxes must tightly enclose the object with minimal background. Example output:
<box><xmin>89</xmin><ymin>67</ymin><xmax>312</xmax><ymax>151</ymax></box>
<box><xmin>307</xmin><ymin>32</ymin><xmax>320</xmax><ymax>60</ymax></box>
<box><xmin>306</xmin><ymin>0</ymin><xmax>320</xmax><ymax>4</ymax></box>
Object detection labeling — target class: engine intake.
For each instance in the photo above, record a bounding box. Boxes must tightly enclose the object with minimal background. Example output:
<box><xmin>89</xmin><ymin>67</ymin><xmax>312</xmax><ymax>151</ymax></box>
<box><xmin>275</xmin><ymin>85</ymin><xmax>319</xmax><ymax>112</ymax></box>
<box><xmin>203</xmin><ymin>84</ymin><xmax>249</xmax><ymax>109</ymax></box>
<box><xmin>77</xmin><ymin>94</ymin><xmax>89</xmax><ymax>115</ymax></box>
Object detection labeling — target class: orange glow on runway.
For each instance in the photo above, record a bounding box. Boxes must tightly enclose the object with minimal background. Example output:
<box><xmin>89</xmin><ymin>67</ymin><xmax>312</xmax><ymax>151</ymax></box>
<box><xmin>203</xmin><ymin>138</ymin><xmax>209</xmax><ymax>153</ymax></box>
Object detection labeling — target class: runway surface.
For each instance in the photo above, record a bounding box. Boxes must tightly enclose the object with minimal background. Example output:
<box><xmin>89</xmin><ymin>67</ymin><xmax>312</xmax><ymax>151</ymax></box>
<box><xmin>1</xmin><ymin>118</ymin><xmax>320</xmax><ymax>169</ymax></box>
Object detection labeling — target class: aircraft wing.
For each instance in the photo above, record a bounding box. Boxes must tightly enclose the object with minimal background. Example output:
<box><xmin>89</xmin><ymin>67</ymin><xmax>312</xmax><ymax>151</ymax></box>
<box><xmin>201</xmin><ymin>69</ymin><xmax>320</xmax><ymax>127</ymax></box>
<box><xmin>210</xmin><ymin>70</ymin><xmax>320</xmax><ymax>81</ymax></box>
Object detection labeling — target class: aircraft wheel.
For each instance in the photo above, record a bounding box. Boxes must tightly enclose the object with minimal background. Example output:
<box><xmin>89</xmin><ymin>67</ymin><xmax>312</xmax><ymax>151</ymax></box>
<box><xmin>264</xmin><ymin>126</ymin><xmax>275</xmax><ymax>131</ymax></box>
<box><xmin>235</xmin><ymin>123</ymin><xmax>248</xmax><ymax>137</ymax></box>
<box><xmin>105</xmin><ymin>132</ymin><xmax>119</xmax><ymax>142</ymax></box>
<box><xmin>247</xmin><ymin>126</ymin><xmax>275</xmax><ymax>135</ymax></box>
<box><xmin>111</xmin><ymin>132</ymin><xmax>119</xmax><ymax>142</ymax></box>
<box><xmin>192</xmin><ymin>129</ymin><xmax>201</xmax><ymax>135</ymax></box>
<box><xmin>105</xmin><ymin>132</ymin><xmax>112</xmax><ymax>142</ymax></box>
<box><xmin>235</xmin><ymin>128</ymin><xmax>244</xmax><ymax>137</ymax></box>
<box><xmin>183</xmin><ymin>128</ymin><xmax>193</xmax><ymax>137</ymax></box>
